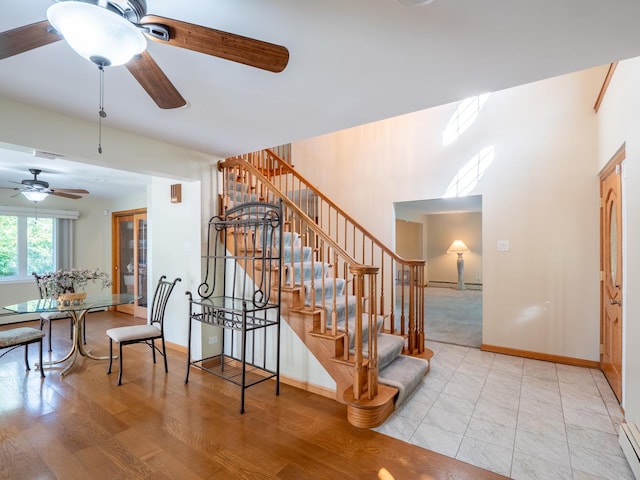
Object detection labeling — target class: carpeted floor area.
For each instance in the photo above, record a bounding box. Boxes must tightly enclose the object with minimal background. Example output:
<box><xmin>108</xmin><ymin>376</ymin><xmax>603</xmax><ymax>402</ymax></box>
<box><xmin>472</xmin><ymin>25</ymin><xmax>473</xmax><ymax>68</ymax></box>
<box><xmin>424</xmin><ymin>287</ymin><xmax>482</xmax><ymax>347</ymax></box>
<box><xmin>396</xmin><ymin>286</ymin><xmax>482</xmax><ymax>347</ymax></box>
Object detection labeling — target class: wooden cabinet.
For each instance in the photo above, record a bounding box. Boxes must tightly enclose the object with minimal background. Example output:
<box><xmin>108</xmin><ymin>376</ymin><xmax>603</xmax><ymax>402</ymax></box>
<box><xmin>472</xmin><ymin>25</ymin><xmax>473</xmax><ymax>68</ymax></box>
<box><xmin>112</xmin><ymin>208</ymin><xmax>147</xmax><ymax>318</ymax></box>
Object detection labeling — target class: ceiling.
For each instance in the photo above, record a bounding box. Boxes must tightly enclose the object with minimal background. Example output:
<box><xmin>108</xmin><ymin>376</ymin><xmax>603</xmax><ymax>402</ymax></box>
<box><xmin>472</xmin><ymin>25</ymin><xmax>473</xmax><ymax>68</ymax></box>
<box><xmin>0</xmin><ymin>142</ymin><xmax>150</xmax><ymax>200</ymax></box>
<box><xmin>1</xmin><ymin>0</ymin><xmax>640</xmax><ymax>199</ymax></box>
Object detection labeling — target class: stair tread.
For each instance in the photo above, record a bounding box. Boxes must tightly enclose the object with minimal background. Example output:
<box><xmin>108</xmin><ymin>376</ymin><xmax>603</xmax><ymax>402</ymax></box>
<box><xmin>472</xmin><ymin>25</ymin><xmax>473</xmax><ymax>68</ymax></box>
<box><xmin>309</xmin><ymin>330</ymin><xmax>347</xmax><ymax>340</ymax></box>
<box><xmin>378</xmin><ymin>355</ymin><xmax>430</xmax><ymax>408</ymax></box>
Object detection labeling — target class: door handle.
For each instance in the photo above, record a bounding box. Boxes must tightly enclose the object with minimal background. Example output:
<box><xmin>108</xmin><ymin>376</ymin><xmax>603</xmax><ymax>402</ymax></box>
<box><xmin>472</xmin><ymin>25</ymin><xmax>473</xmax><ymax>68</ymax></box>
<box><xmin>610</xmin><ymin>298</ymin><xmax>622</xmax><ymax>306</ymax></box>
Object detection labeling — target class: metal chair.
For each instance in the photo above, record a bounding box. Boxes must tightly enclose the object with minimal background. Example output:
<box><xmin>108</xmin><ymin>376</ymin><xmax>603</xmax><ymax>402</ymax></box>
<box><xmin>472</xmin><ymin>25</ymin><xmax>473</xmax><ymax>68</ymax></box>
<box><xmin>106</xmin><ymin>275</ymin><xmax>181</xmax><ymax>385</ymax></box>
<box><xmin>32</xmin><ymin>272</ymin><xmax>84</xmax><ymax>352</ymax></box>
<box><xmin>0</xmin><ymin>325</ymin><xmax>46</xmax><ymax>378</ymax></box>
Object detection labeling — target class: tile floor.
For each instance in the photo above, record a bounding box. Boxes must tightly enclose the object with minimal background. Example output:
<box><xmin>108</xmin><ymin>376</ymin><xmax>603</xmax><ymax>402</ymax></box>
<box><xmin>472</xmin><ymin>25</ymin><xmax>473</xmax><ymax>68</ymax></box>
<box><xmin>374</xmin><ymin>341</ymin><xmax>635</xmax><ymax>480</ymax></box>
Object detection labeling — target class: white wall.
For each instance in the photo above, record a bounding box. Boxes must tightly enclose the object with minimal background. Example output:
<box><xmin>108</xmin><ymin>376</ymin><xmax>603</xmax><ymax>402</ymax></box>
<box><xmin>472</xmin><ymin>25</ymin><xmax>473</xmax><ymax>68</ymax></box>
<box><xmin>0</xmin><ymin>98</ymin><xmax>211</xmax><ymax>181</ymax></box>
<box><xmin>596</xmin><ymin>58</ymin><xmax>640</xmax><ymax>425</ymax></box>
<box><xmin>293</xmin><ymin>65</ymin><xmax>607</xmax><ymax>362</ymax></box>
<box><xmin>148</xmin><ymin>177</ymin><xmax>203</xmax><ymax>357</ymax></box>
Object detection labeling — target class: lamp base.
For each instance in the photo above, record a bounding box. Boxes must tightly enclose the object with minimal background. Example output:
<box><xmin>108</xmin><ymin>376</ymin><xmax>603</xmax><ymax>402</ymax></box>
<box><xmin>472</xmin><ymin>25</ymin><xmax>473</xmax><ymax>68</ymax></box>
<box><xmin>456</xmin><ymin>253</ymin><xmax>466</xmax><ymax>290</ymax></box>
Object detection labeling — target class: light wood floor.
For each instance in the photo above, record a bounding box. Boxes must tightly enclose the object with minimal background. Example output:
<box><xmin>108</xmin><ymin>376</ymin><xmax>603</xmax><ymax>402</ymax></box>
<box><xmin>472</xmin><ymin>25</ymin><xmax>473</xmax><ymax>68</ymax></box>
<box><xmin>0</xmin><ymin>311</ymin><xmax>507</xmax><ymax>480</ymax></box>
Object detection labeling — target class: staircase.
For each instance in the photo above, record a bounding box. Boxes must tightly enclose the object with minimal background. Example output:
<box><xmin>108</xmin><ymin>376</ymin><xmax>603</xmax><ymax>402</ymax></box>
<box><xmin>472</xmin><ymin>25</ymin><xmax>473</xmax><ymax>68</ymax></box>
<box><xmin>219</xmin><ymin>148</ymin><xmax>432</xmax><ymax>427</ymax></box>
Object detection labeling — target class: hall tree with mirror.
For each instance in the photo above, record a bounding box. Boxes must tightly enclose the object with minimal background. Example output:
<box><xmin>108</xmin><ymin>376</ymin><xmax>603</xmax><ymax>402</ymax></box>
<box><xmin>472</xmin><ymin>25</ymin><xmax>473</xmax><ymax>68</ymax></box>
<box><xmin>111</xmin><ymin>208</ymin><xmax>147</xmax><ymax>318</ymax></box>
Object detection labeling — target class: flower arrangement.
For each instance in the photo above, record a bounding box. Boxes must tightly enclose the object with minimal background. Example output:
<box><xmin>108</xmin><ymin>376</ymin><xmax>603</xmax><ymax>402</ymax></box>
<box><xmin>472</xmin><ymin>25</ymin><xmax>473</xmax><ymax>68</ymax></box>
<box><xmin>40</xmin><ymin>268</ymin><xmax>112</xmax><ymax>297</ymax></box>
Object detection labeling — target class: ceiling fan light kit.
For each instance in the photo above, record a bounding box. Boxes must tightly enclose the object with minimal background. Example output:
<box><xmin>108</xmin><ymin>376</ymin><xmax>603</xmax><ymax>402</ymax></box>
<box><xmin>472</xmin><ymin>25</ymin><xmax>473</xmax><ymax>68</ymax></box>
<box><xmin>21</xmin><ymin>190</ymin><xmax>49</xmax><ymax>203</ymax></box>
<box><xmin>47</xmin><ymin>1</ymin><xmax>146</xmax><ymax>67</ymax></box>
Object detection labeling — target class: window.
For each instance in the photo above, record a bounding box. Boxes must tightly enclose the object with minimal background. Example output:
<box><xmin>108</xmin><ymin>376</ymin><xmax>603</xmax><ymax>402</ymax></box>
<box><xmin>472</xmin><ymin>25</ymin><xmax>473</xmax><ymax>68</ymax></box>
<box><xmin>0</xmin><ymin>215</ymin><xmax>54</xmax><ymax>278</ymax></box>
<box><xmin>0</xmin><ymin>207</ymin><xmax>78</xmax><ymax>281</ymax></box>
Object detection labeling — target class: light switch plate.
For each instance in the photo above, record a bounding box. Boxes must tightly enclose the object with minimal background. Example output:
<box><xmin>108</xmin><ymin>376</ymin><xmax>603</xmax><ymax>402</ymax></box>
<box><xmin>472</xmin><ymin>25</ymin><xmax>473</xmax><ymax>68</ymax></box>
<box><xmin>497</xmin><ymin>240</ymin><xmax>509</xmax><ymax>252</ymax></box>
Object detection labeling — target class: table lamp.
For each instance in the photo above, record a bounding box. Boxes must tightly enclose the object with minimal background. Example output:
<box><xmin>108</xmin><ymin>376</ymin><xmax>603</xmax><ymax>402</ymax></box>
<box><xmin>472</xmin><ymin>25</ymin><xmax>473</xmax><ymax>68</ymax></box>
<box><xmin>447</xmin><ymin>240</ymin><xmax>470</xmax><ymax>290</ymax></box>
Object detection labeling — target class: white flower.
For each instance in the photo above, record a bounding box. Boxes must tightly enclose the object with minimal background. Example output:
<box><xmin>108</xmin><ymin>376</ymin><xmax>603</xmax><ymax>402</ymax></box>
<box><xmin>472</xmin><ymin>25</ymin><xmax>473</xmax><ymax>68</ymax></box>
<box><xmin>40</xmin><ymin>268</ymin><xmax>112</xmax><ymax>297</ymax></box>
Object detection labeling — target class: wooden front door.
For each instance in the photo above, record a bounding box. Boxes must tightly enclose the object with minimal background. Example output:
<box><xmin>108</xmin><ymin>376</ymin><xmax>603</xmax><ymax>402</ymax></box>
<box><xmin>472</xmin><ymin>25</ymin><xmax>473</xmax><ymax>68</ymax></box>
<box><xmin>600</xmin><ymin>146</ymin><xmax>624</xmax><ymax>402</ymax></box>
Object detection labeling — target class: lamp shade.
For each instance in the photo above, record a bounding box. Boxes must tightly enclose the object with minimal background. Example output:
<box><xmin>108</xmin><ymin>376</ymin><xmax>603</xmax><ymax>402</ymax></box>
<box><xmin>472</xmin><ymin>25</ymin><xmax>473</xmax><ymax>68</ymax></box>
<box><xmin>22</xmin><ymin>191</ymin><xmax>49</xmax><ymax>202</ymax></box>
<box><xmin>447</xmin><ymin>240</ymin><xmax>470</xmax><ymax>254</ymax></box>
<box><xmin>47</xmin><ymin>1</ymin><xmax>146</xmax><ymax>67</ymax></box>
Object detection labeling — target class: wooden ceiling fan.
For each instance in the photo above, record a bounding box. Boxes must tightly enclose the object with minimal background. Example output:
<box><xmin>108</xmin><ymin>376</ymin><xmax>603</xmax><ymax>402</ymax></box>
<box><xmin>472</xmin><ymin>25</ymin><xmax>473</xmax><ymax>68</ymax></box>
<box><xmin>0</xmin><ymin>0</ymin><xmax>290</xmax><ymax>109</ymax></box>
<box><xmin>2</xmin><ymin>168</ymin><xmax>89</xmax><ymax>200</ymax></box>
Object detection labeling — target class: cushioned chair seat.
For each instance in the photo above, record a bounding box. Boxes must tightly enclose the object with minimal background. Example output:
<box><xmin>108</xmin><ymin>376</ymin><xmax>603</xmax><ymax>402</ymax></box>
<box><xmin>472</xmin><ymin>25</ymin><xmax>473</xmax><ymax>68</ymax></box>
<box><xmin>0</xmin><ymin>327</ymin><xmax>45</xmax><ymax>347</ymax></box>
<box><xmin>0</xmin><ymin>327</ymin><xmax>46</xmax><ymax>377</ymax></box>
<box><xmin>106</xmin><ymin>325</ymin><xmax>160</xmax><ymax>343</ymax></box>
<box><xmin>40</xmin><ymin>311</ymin><xmax>73</xmax><ymax>322</ymax></box>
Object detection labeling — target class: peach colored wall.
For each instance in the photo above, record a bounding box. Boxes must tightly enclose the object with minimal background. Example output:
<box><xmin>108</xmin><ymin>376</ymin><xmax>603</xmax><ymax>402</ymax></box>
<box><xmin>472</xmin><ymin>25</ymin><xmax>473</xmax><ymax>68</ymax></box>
<box><xmin>426</xmin><ymin>212</ymin><xmax>482</xmax><ymax>286</ymax></box>
<box><xmin>293</xmin><ymin>65</ymin><xmax>607</xmax><ymax>362</ymax></box>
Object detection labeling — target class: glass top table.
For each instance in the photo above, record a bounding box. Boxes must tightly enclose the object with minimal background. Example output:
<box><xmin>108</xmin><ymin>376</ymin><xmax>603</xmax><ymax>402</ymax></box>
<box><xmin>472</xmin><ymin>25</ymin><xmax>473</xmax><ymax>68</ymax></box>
<box><xmin>4</xmin><ymin>293</ymin><xmax>139</xmax><ymax>376</ymax></box>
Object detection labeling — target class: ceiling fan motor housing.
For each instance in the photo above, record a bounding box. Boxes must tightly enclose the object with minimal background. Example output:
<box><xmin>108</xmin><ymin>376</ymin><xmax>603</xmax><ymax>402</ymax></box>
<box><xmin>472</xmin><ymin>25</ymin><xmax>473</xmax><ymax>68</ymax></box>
<box><xmin>105</xmin><ymin>0</ymin><xmax>147</xmax><ymax>23</ymax></box>
<box><xmin>22</xmin><ymin>169</ymin><xmax>49</xmax><ymax>189</ymax></box>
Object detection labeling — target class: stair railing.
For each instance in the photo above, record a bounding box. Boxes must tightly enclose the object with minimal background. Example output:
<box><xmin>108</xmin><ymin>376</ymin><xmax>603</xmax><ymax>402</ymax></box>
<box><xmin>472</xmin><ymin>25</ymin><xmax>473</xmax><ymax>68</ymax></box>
<box><xmin>220</xmin><ymin>158</ymin><xmax>381</xmax><ymax>400</ymax></box>
<box><xmin>220</xmin><ymin>149</ymin><xmax>426</xmax><ymax>354</ymax></box>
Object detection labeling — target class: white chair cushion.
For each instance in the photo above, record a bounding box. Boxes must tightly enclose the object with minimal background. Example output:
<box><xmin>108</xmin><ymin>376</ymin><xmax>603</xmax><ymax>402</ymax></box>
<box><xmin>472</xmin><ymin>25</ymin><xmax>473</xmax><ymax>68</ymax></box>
<box><xmin>40</xmin><ymin>311</ymin><xmax>72</xmax><ymax>320</ymax></box>
<box><xmin>106</xmin><ymin>325</ymin><xmax>161</xmax><ymax>343</ymax></box>
<box><xmin>0</xmin><ymin>327</ymin><xmax>45</xmax><ymax>347</ymax></box>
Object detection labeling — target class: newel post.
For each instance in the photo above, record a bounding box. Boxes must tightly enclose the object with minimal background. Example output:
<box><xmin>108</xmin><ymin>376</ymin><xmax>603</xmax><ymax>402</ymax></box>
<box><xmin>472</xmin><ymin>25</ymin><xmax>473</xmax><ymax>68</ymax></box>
<box><xmin>349</xmin><ymin>264</ymin><xmax>379</xmax><ymax>400</ymax></box>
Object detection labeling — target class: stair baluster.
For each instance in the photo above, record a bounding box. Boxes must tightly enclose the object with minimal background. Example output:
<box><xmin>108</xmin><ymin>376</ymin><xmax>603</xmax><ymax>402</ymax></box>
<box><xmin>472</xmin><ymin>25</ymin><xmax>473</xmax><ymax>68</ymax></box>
<box><xmin>219</xmin><ymin>151</ymin><xmax>432</xmax><ymax>427</ymax></box>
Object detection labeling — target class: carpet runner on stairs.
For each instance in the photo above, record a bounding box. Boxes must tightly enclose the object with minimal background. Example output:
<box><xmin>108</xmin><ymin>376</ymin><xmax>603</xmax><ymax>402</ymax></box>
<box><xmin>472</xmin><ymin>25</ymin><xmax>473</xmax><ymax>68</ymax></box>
<box><xmin>282</xmin><ymin>231</ymin><xmax>429</xmax><ymax>409</ymax></box>
<box><xmin>227</xmin><ymin>192</ymin><xmax>430</xmax><ymax>414</ymax></box>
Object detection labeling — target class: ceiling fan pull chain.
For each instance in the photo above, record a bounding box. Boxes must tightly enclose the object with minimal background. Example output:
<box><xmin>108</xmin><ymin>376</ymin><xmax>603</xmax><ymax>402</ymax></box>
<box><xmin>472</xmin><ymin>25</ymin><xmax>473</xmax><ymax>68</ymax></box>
<box><xmin>98</xmin><ymin>65</ymin><xmax>107</xmax><ymax>154</ymax></box>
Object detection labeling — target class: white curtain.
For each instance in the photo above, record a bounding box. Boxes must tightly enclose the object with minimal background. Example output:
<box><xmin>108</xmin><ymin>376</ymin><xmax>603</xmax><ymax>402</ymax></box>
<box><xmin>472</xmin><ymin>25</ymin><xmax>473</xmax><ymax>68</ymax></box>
<box><xmin>56</xmin><ymin>218</ymin><xmax>75</xmax><ymax>270</ymax></box>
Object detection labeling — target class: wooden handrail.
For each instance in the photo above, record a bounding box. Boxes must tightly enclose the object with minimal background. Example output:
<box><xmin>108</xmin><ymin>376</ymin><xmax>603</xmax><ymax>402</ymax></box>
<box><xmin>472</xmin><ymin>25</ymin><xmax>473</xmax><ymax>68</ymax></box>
<box><xmin>224</xmin><ymin>152</ymin><xmax>423</xmax><ymax>267</ymax></box>
<box><xmin>221</xmin><ymin>159</ymin><xmax>356</xmax><ymax>264</ymax></box>
<box><xmin>221</xmin><ymin>150</ymin><xmax>426</xmax><ymax>353</ymax></box>
<box><xmin>219</xmin><ymin>152</ymin><xmax>434</xmax><ymax>417</ymax></box>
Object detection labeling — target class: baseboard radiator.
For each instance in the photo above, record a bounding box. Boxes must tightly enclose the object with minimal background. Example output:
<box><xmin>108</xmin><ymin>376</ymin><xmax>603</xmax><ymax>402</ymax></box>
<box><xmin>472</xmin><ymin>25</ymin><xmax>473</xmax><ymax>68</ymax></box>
<box><xmin>427</xmin><ymin>280</ymin><xmax>483</xmax><ymax>290</ymax></box>
<box><xmin>620</xmin><ymin>423</ymin><xmax>640</xmax><ymax>479</ymax></box>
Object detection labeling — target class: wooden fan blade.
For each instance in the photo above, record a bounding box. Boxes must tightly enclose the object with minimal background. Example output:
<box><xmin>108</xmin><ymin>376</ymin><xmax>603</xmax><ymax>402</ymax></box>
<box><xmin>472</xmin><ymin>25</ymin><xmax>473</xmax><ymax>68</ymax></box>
<box><xmin>126</xmin><ymin>50</ymin><xmax>187</xmax><ymax>109</ymax></box>
<box><xmin>51</xmin><ymin>191</ymin><xmax>81</xmax><ymax>200</ymax></box>
<box><xmin>51</xmin><ymin>188</ymin><xmax>90</xmax><ymax>194</ymax></box>
<box><xmin>141</xmin><ymin>15</ymin><xmax>289</xmax><ymax>73</ymax></box>
<box><xmin>0</xmin><ymin>21</ymin><xmax>61</xmax><ymax>60</ymax></box>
